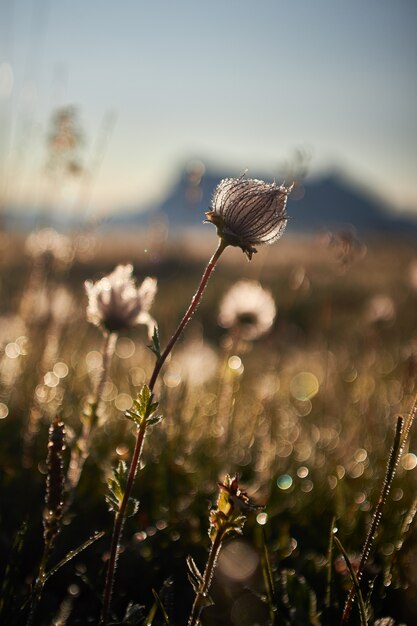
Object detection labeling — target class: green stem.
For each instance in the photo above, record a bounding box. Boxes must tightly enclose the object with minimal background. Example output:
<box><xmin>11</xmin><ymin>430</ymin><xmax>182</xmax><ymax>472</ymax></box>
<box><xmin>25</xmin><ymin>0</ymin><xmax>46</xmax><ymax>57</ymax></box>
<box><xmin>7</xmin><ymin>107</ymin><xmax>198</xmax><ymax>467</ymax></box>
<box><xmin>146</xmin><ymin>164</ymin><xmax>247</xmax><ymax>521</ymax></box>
<box><xmin>100</xmin><ymin>240</ymin><xmax>227</xmax><ymax>625</ymax></box>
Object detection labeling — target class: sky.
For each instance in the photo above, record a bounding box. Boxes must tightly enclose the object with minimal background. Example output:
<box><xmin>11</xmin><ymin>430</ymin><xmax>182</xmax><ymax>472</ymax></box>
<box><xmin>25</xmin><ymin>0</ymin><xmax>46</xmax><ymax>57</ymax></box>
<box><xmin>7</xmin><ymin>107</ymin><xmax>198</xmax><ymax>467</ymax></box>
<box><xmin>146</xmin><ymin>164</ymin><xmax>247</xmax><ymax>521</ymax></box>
<box><xmin>0</xmin><ymin>0</ymin><xmax>416</xmax><ymax>219</ymax></box>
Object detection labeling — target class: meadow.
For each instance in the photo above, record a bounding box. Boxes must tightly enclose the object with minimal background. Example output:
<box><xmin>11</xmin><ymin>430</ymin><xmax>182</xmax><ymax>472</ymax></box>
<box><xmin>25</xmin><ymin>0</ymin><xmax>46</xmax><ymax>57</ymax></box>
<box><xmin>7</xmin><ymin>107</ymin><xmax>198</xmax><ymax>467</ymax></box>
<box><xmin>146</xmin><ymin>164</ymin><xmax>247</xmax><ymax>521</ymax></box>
<box><xmin>0</xmin><ymin>226</ymin><xmax>416</xmax><ymax>626</ymax></box>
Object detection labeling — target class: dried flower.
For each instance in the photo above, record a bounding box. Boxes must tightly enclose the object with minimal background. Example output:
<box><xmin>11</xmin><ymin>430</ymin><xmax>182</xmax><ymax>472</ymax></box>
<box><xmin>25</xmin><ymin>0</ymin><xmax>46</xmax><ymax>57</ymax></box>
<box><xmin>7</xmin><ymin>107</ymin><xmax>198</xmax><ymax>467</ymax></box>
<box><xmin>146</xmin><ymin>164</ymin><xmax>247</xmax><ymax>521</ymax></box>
<box><xmin>205</xmin><ymin>176</ymin><xmax>292</xmax><ymax>259</ymax></box>
<box><xmin>85</xmin><ymin>265</ymin><xmax>157</xmax><ymax>335</ymax></box>
<box><xmin>218</xmin><ymin>279</ymin><xmax>276</xmax><ymax>340</ymax></box>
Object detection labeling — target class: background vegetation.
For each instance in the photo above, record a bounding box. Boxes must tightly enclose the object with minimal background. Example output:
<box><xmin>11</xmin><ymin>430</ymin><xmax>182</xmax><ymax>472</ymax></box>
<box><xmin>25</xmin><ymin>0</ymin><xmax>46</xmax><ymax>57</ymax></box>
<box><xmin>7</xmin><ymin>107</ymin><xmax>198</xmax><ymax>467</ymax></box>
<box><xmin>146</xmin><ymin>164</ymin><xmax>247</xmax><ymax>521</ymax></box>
<box><xmin>0</xmin><ymin>230</ymin><xmax>416</xmax><ymax>625</ymax></box>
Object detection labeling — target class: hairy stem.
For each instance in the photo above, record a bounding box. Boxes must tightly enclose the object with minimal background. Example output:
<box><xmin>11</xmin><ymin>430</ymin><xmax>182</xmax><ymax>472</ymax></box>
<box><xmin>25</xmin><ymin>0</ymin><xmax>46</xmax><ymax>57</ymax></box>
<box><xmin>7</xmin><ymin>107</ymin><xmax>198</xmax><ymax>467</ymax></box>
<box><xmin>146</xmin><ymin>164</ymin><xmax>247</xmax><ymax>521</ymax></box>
<box><xmin>188</xmin><ymin>530</ymin><xmax>224</xmax><ymax>626</ymax></box>
<box><xmin>341</xmin><ymin>415</ymin><xmax>405</xmax><ymax>624</ymax></box>
<box><xmin>149</xmin><ymin>240</ymin><xmax>227</xmax><ymax>390</ymax></box>
<box><xmin>100</xmin><ymin>240</ymin><xmax>227</xmax><ymax>625</ymax></box>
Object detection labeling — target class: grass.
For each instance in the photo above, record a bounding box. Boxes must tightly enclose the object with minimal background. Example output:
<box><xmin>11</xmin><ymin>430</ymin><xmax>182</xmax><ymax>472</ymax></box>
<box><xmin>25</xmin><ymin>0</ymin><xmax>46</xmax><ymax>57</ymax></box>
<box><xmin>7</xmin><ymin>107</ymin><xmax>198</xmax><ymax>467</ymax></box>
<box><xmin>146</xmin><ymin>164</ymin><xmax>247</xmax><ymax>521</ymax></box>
<box><xmin>0</xmin><ymin>229</ymin><xmax>416</xmax><ymax>625</ymax></box>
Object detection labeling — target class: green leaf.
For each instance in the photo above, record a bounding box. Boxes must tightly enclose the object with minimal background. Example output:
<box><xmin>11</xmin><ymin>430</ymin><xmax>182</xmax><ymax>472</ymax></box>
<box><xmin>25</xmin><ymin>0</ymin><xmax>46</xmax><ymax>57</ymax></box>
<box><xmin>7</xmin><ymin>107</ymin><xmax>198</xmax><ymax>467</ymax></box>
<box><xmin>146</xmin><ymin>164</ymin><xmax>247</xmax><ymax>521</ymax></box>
<box><xmin>146</xmin><ymin>413</ymin><xmax>163</xmax><ymax>427</ymax></box>
<box><xmin>125</xmin><ymin>385</ymin><xmax>161</xmax><ymax>428</ymax></box>
<box><xmin>148</xmin><ymin>325</ymin><xmax>161</xmax><ymax>360</ymax></box>
<box><xmin>106</xmin><ymin>461</ymin><xmax>140</xmax><ymax>517</ymax></box>
<box><xmin>186</xmin><ymin>555</ymin><xmax>203</xmax><ymax>593</ymax></box>
<box><xmin>106</xmin><ymin>461</ymin><xmax>128</xmax><ymax>513</ymax></box>
<box><xmin>125</xmin><ymin>497</ymin><xmax>140</xmax><ymax>518</ymax></box>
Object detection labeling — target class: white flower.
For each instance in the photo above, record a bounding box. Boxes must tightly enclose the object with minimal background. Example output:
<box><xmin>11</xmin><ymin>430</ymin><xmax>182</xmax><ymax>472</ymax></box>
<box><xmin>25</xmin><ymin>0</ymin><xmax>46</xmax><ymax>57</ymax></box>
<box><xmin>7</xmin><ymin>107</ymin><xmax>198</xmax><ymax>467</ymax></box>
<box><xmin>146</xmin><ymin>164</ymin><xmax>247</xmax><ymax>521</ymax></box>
<box><xmin>218</xmin><ymin>280</ymin><xmax>276</xmax><ymax>341</ymax></box>
<box><xmin>205</xmin><ymin>176</ymin><xmax>292</xmax><ymax>259</ymax></box>
<box><xmin>25</xmin><ymin>228</ymin><xmax>73</xmax><ymax>264</ymax></box>
<box><xmin>85</xmin><ymin>264</ymin><xmax>157</xmax><ymax>335</ymax></box>
<box><xmin>168</xmin><ymin>338</ymin><xmax>219</xmax><ymax>386</ymax></box>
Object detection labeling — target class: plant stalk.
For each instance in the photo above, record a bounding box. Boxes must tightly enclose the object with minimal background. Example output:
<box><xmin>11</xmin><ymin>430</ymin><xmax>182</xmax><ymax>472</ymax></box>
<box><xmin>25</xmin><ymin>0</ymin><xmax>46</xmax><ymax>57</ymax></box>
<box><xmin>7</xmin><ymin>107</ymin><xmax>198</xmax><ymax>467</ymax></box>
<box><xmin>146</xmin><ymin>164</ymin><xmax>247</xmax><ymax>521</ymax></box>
<box><xmin>188</xmin><ymin>529</ymin><xmax>224</xmax><ymax>626</ymax></box>
<box><xmin>67</xmin><ymin>331</ymin><xmax>116</xmax><ymax>495</ymax></box>
<box><xmin>100</xmin><ymin>240</ymin><xmax>227</xmax><ymax>625</ymax></box>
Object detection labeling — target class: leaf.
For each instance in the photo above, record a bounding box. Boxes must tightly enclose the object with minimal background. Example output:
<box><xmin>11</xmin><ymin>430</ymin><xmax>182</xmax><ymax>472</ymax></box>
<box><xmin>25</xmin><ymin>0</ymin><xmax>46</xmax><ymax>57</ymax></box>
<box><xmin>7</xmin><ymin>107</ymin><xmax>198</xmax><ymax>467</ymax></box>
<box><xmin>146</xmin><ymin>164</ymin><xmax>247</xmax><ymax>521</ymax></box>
<box><xmin>187</xmin><ymin>555</ymin><xmax>203</xmax><ymax>593</ymax></box>
<box><xmin>151</xmin><ymin>589</ymin><xmax>171</xmax><ymax>625</ymax></box>
<box><xmin>125</xmin><ymin>385</ymin><xmax>161</xmax><ymax>428</ymax></box>
<box><xmin>334</xmin><ymin>535</ymin><xmax>368</xmax><ymax>626</ymax></box>
<box><xmin>125</xmin><ymin>497</ymin><xmax>140</xmax><ymax>518</ymax></box>
<box><xmin>44</xmin><ymin>531</ymin><xmax>105</xmax><ymax>582</ymax></box>
<box><xmin>106</xmin><ymin>461</ymin><xmax>140</xmax><ymax>517</ymax></box>
<box><xmin>259</xmin><ymin>526</ymin><xmax>277</xmax><ymax>623</ymax></box>
<box><xmin>148</xmin><ymin>325</ymin><xmax>161</xmax><ymax>360</ymax></box>
<box><xmin>146</xmin><ymin>413</ymin><xmax>164</xmax><ymax>427</ymax></box>
<box><xmin>121</xmin><ymin>602</ymin><xmax>147</xmax><ymax>624</ymax></box>
<box><xmin>106</xmin><ymin>461</ymin><xmax>127</xmax><ymax>512</ymax></box>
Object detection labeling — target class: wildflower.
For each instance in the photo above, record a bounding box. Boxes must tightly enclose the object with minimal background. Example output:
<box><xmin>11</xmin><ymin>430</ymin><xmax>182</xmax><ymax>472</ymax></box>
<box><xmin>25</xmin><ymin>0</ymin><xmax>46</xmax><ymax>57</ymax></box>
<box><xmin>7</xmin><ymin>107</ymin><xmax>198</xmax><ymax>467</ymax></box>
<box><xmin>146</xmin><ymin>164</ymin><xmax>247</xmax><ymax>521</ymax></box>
<box><xmin>25</xmin><ymin>228</ymin><xmax>73</xmax><ymax>265</ymax></box>
<box><xmin>205</xmin><ymin>176</ymin><xmax>292</xmax><ymax>259</ymax></box>
<box><xmin>85</xmin><ymin>264</ymin><xmax>157</xmax><ymax>336</ymax></box>
<box><xmin>187</xmin><ymin>474</ymin><xmax>260</xmax><ymax>626</ymax></box>
<box><xmin>209</xmin><ymin>474</ymin><xmax>263</xmax><ymax>540</ymax></box>
<box><xmin>168</xmin><ymin>338</ymin><xmax>219</xmax><ymax>386</ymax></box>
<box><xmin>365</xmin><ymin>294</ymin><xmax>395</xmax><ymax>323</ymax></box>
<box><xmin>218</xmin><ymin>279</ymin><xmax>276</xmax><ymax>340</ymax></box>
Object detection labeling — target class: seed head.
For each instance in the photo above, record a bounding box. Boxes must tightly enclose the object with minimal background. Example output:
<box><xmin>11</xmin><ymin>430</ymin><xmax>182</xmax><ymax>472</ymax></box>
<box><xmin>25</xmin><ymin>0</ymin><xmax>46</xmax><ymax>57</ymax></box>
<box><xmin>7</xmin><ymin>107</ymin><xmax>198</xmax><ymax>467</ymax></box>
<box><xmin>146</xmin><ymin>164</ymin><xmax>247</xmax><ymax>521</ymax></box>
<box><xmin>44</xmin><ymin>416</ymin><xmax>66</xmax><ymax>545</ymax></box>
<box><xmin>218</xmin><ymin>279</ymin><xmax>276</xmax><ymax>341</ymax></box>
<box><xmin>205</xmin><ymin>176</ymin><xmax>293</xmax><ymax>259</ymax></box>
<box><xmin>85</xmin><ymin>264</ymin><xmax>157</xmax><ymax>335</ymax></box>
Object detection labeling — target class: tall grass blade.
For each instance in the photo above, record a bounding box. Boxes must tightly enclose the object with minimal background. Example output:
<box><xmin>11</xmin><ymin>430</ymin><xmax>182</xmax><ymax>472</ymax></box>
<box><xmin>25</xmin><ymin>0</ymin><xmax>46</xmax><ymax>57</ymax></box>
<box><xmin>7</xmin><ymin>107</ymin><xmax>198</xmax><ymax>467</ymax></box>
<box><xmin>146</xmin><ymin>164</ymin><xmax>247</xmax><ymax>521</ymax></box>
<box><xmin>334</xmin><ymin>535</ymin><xmax>368</xmax><ymax>626</ymax></box>
<box><xmin>342</xmin><ymin>396</ymin><xmax>416</xmax><ymax>624</ymax></box>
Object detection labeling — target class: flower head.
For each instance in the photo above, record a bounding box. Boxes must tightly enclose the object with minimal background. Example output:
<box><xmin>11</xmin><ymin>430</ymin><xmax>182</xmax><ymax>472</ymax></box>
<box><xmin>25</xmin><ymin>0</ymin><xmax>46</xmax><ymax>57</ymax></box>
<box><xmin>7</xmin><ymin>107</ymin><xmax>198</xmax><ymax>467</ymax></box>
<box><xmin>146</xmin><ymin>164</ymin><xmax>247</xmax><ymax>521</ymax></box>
<box><xmin>25</xmin><ymin>228</ymin><xmax>73</xmax><ymax>265</ymax></box>
<box><xmin>218</xmin><ymin>279</ymin><xmax>276</xmax><ymax>341</ymax></box>
<box><xmin>205</xmin><ymin>176</ymin><xmax>292</xmax><ymax>259</ymax></box>
<box><xmin>85</xmin><ymin>264</ymin><xmax>157</xmax><ymax>335</ymax></box>
<box><xmin>168</xmin><ymin>338</ymin><xmax>219</xmax><ymax>387</ymax></box>
<box><xmin>209</xmin><ymin>474</ymin><xmax>263</xmax><ymax>541</ymax></box>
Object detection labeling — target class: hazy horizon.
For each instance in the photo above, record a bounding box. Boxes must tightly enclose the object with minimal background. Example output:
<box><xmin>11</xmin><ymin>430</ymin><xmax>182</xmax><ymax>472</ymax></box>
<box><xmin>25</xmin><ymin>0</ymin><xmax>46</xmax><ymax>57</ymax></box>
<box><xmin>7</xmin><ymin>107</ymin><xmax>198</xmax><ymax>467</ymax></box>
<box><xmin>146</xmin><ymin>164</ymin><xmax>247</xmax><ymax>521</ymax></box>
<box><xmin>1</xmin><ymin>0</ymin><xmax>416</xmax><ymax>220</ymax></box>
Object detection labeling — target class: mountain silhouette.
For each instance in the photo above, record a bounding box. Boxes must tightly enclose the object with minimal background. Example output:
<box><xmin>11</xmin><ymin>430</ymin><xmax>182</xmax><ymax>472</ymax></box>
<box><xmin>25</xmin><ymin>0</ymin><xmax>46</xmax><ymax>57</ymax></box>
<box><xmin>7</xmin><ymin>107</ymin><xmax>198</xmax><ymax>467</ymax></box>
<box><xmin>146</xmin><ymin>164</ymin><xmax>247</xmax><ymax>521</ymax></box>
<box><xmin>107</xmin><ymin>164</ymin><xmax>417</xmax><ymax>236</ymax></box>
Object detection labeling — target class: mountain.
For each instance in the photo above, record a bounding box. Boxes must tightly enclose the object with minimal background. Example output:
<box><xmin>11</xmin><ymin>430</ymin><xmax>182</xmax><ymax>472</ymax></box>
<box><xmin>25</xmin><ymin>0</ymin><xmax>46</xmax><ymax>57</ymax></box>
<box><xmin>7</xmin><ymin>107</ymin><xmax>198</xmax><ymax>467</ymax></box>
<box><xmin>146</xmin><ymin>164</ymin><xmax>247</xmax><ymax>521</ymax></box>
<box><xmin>106</xmin><ymin>165</ymin><xmax>417</xmax><ymax>236</ymax></box>
<box><xmin>3</xmin><ymin>165</ymin><xmax>417</xmax><ymax>236</ymax></box>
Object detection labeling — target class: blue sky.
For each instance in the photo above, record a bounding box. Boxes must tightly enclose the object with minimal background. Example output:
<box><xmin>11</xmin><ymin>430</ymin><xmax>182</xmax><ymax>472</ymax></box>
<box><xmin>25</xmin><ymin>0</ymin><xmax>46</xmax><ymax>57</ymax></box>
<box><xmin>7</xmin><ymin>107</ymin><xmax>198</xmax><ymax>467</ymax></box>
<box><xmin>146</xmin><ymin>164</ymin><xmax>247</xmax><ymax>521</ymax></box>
<box><xmin>1</xmin><ymin>0</ymin><xmax>416</xmax><ymax>217</ymax></box>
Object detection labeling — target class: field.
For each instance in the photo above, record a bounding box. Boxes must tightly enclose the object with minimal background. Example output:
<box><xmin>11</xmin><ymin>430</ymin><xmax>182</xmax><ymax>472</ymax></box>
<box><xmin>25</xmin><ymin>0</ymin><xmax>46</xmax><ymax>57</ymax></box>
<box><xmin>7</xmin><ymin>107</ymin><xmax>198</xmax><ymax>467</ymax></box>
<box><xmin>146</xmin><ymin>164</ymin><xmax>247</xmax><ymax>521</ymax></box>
<box><xmin>0</xmin><ymin>227</ymin><xmax>417</xmax><ymax>626</ymax></box>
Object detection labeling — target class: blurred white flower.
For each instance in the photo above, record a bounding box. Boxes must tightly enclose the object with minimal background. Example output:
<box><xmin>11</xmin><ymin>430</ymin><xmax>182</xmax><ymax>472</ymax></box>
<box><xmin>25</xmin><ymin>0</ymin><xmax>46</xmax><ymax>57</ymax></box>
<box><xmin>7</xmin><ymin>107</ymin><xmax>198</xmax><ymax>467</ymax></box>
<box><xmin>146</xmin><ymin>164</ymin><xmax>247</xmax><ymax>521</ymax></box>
<box><xmin>85</xmin><ymin>264</ymin><xmax>157</xmax><ymax>335</ymax></box>
<box><xmin>365</xmin><ymin>294</ymin><xmax>395</xmax><ymax>323</ymax></box>
<box><xmin>205</xmin><ymin>176</ymin><xmax>292</xmax><ymax>259</ymax></box>
<box><xmin>218</xmin><ymin>280</ymin><xmax>276</xmax><ymax>340</ymax></box>
<box><xmin>169</xmin><ymin>338</ymin><xmax>219</xmax><ymax>386</ymax></box>
<box><xmin>50</xmin><ymin>286</ymin><xmax>76</xmax><ymax>324</ymax></box>
<box><xmin>25</xmin><ymin>228</ymin><xmax>73</xmax><ymax>264</ymax></box>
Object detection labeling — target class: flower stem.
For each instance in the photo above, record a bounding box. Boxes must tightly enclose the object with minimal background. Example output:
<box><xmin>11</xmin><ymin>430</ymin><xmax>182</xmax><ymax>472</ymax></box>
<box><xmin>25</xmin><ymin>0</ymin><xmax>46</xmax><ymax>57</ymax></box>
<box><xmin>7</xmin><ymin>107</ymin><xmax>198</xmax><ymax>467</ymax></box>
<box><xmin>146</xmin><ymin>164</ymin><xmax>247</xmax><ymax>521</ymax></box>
<box><xmin>100</xmin><ymin>240</ymin><xmax>227</xmax><ymax>625</ymax></box>
<box><xmin>67</xmin><ymin>332</ymin><xmax>116</xmax><ymax>496</ymax></box>
<box><xmin>149</xmin><ymin>239</ymin><xmax>227</xmax><ymax>391</ymax></box>
<box><xmin>188</xmin><ymin>530</ymin><xmax>224</xmax><ymax>626</ymax></box>
<box><xmin>26</xmin><ymin>542</ymin><xmax>52</xmax><ymax>626</ymax></box>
